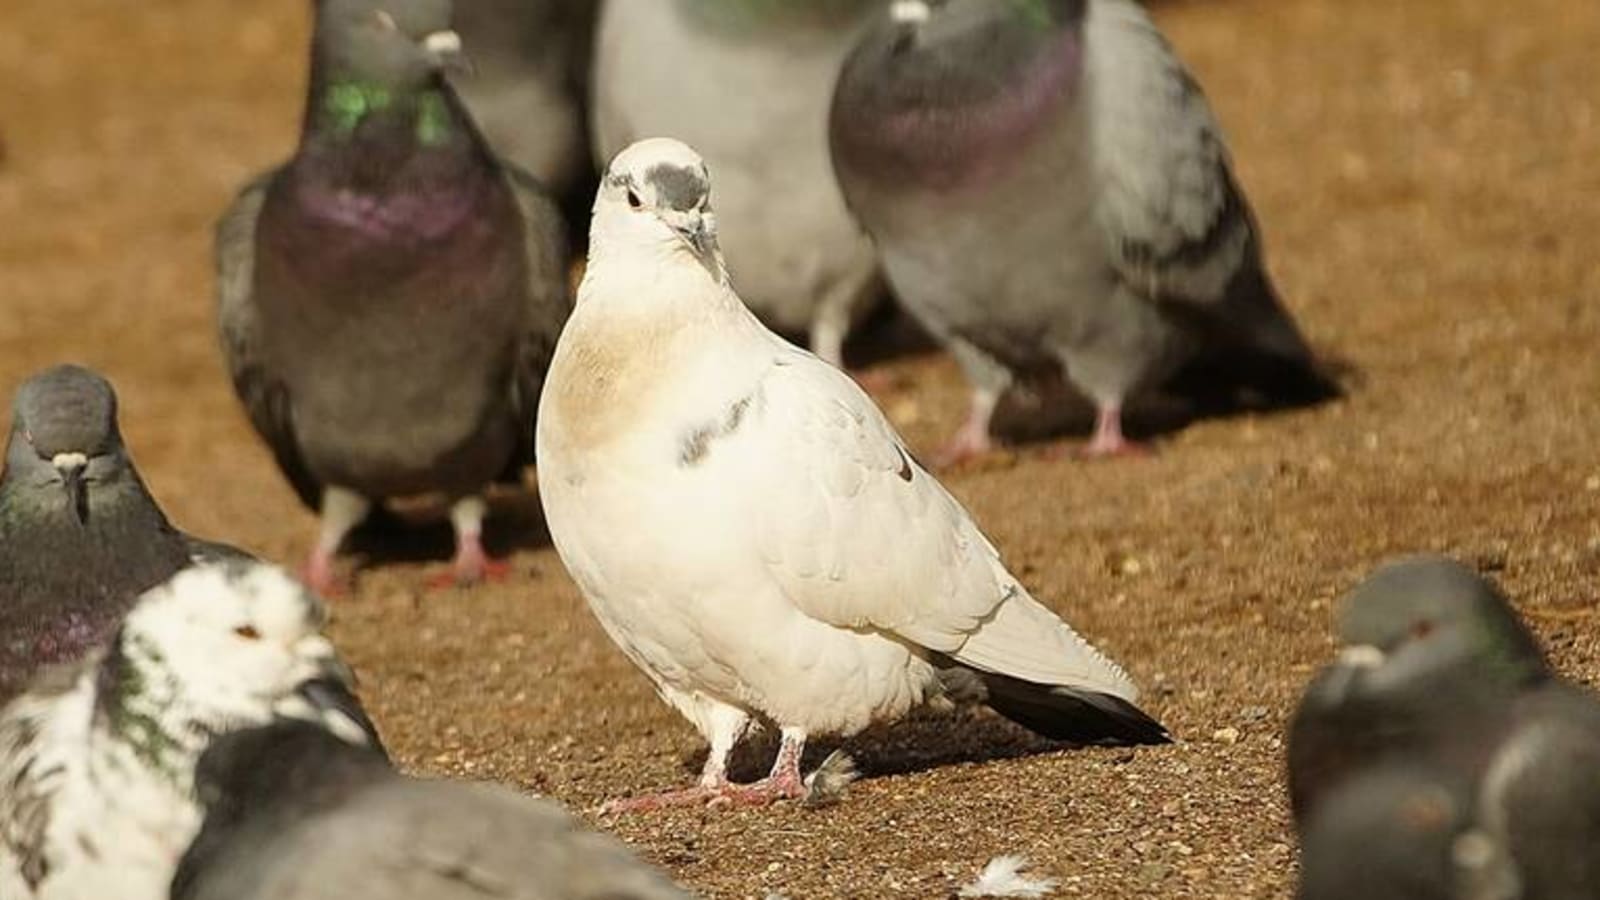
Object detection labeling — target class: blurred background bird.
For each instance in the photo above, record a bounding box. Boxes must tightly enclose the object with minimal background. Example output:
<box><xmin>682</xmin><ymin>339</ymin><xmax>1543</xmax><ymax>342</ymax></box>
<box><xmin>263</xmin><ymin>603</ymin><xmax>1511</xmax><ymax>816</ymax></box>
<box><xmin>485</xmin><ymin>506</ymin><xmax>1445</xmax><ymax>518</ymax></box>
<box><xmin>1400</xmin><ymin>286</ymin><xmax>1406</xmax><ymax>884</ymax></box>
<box><xmin>216</xmin><ymin>0</ymin><xmax>570</xmax><ymax>593</ymax></box>
<box><xmin>592</xmin><ymin>0</ymin><xmax>884</xmax><ymax>369</ymax></box>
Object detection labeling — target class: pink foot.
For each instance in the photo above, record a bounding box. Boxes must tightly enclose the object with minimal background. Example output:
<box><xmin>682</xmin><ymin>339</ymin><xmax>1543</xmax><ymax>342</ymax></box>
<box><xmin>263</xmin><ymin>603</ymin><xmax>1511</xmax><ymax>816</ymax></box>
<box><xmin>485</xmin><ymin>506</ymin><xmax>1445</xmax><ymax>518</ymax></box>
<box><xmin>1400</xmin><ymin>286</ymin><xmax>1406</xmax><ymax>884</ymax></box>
<box><xmin>302</xmin><ymin>550</ymin><xmax>346</xmax><ymax>596</ymax></box>
<box><xmin>932</xmin><ymin>422</ymin><xmax>995</xmax><ymax>469</ymax></box>
<box><xmin>1070</xmin><ymin>403</ymin><xmax>1151</xmax><ymax>459</ymax></box>
<box><xmin>598</xmin><ymin>773</ymin><xmax>806</xmax><ymax>816</ymax></box>
<box><xmin>428</xmin><ymin>534</ymin><xmax>511</xmax><ymax>589</ymax></box>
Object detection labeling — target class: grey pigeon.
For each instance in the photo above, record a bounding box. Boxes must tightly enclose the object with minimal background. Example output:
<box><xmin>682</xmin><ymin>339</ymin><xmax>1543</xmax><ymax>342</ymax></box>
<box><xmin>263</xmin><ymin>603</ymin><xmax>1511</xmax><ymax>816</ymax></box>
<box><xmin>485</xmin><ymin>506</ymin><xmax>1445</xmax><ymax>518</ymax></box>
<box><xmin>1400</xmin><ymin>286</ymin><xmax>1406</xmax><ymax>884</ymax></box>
<box><xmin>217</xmin><ymin>0</ymin><xmax>570</xmax><ymax>593</ymax></box>
<box><xmin>171</xmin><ymin>721</ymin><xmax>695</xmax><ymax>900</ymax></box>
<box><xmin>592</xmin><ymin>0</ymin><xmax>882</xmax><ymax>367</ymax></box>
<box><xmin>1290</xmin><ymin>555</ymin><xmax>1600</xmax><ymax>899</ymax></box>
<box><xmin>0</xmin><ymin>563</ymin><xmax>376</xmax><ymax>900</ymax></box>
<box><xmin>453</xmin><ymin>0</ymin><xmax>599</xmax><ymax>229</ymax></box>
<box><xmin>1287</xmin><ymin>555</ymin><xmax>1548</xmax><ymax>826</ymax></box>
<box><xmin>537</xmin><ymin>138</ymin><xmax>1166</xmax><ymax>813</ymax></box>
<box><xmin>829</xmin><ymin>0</ymin><xmax>1338</xmax><ymax>462</ymax></box>
<box><xmin>0</xmin><ymin>365</ymin><xmax>245</xmax><ymax>705</ymax></box>
<box><xmin>1297</xmin><ymin>764</ymin><xmax>1514</xmax><ymax>900</ymax></box>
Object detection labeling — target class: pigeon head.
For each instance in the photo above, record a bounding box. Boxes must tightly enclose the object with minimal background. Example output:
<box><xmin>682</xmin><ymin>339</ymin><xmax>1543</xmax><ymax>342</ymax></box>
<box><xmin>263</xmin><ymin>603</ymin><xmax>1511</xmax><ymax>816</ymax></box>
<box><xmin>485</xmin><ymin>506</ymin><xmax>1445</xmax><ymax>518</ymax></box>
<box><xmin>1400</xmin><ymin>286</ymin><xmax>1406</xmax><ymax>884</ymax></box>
<box><xmin>594</xmin><ymin>138</ymin><xmax>721</xmax><ymax>276</ymax></box>
<box><xmin>98</xmin><ymin>563</ymin><xmax>369</xmax><ymax>782</ymax></box>
<box><xmin>5</xmin><ymin>365</ymin><xmax>130</xmax><ymax>524</ymax></box>
<box><xmin>317</xmin><ymin>0</ymin><xmax>464</xmax><ymax>88</ymax></box>
<box><xmin>1336</xmin><ymin>555</ymin><xmax>1548</xmax><ymax>690</ymax></box>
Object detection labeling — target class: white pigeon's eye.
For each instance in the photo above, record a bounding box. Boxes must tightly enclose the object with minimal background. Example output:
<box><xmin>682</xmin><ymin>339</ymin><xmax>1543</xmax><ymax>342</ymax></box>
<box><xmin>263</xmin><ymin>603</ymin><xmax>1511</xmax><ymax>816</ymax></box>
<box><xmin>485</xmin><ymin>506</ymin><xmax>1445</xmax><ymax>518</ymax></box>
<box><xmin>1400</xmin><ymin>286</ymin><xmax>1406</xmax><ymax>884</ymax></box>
<box><xmin>626</xmin><ymin>187</ymin><xmax>643</xmax><ymax>210</ymax></box>
<box><xmin>233</xmin><ymin>624</ymin><xmax>262</xmax><ymax>641</ymax></box>
<box><xmin>373</xmin><ymin>10</ymin><xmax>398</xmax><ymax>30</ymax></box>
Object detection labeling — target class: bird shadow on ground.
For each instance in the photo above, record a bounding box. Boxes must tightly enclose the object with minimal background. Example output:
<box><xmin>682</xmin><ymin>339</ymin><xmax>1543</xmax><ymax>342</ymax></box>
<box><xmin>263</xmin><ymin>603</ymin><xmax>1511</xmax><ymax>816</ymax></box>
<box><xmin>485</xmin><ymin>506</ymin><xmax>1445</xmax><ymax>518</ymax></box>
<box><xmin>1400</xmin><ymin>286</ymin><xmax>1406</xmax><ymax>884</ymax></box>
<box><xmin>993</xmin><ymin>349</ymin><xmax>1356</xmax><ymax>447</ymax></box>
<box><xmin>344</xmin><ymin>481</ymin><xmax>550</xmax><ymax>566</ymax></box>
<box><xmin>683</xmin><ymin>707</ymin><xmax>1071</xmax><ymax>785</ymax></box>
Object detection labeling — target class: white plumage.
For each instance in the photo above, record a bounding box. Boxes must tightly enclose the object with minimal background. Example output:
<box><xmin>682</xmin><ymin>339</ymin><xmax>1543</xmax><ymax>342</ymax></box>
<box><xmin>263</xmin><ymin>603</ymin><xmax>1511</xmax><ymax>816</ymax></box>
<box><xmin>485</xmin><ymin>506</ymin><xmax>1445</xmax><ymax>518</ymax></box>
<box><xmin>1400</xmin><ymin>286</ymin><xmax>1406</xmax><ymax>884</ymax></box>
<box><xmin>0</xmin><ymin>563</ymin><xmax>371</xmax><ymax>899</ymax></box>
<box><xmin>537</xmin><ymin>138</ymin><xmax>1167</xmax><ymax>810</ymax></box>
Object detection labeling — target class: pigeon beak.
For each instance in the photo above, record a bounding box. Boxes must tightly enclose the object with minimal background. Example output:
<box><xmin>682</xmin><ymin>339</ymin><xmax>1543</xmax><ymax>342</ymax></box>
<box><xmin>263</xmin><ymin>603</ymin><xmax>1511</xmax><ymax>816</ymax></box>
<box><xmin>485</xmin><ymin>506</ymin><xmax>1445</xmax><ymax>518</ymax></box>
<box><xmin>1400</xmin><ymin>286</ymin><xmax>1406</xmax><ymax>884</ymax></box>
<box><xmin>670</xmin><ymin>211</ymin><xmax>719</xmax><ymax>278</ymax></box>
<box><xmin>420</xmin><ymin>30</ymin><xmax>473</xmax><ymax>75</ymax></box>
<box><xmin>52</xmin><ymin>452</ymin><xmax>89</xmax><ymax>524</ymax></box>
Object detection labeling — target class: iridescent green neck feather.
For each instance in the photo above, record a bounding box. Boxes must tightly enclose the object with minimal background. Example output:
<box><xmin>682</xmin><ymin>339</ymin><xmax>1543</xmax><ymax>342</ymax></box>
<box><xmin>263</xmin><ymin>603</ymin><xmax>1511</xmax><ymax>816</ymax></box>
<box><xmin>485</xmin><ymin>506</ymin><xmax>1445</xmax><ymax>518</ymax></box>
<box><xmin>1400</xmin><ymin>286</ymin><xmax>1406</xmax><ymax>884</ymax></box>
<box><xmin>320</xmin><ymin>79</ymin><xmax>456</xmax><ymax>147</ymax></box>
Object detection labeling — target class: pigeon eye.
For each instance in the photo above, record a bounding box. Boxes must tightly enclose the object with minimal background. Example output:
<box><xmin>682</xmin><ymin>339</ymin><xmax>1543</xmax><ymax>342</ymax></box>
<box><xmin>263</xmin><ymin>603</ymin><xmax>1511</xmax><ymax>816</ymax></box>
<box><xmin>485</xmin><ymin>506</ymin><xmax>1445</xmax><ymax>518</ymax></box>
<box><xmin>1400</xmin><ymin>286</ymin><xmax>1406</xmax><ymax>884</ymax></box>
<box><xmin>626</xmin><ymin>188</ymin><xmax>643</xmax><ymax>210</ymax></box>
<box><xmin>1410</xmin><ymin>619</ymin><xmax>1435</xmax><ymax>640</ymax></box>
<box><xmin>233</xmin><ymin>624</ymin><xmax>262</xmax><ymax>641</ymax></box>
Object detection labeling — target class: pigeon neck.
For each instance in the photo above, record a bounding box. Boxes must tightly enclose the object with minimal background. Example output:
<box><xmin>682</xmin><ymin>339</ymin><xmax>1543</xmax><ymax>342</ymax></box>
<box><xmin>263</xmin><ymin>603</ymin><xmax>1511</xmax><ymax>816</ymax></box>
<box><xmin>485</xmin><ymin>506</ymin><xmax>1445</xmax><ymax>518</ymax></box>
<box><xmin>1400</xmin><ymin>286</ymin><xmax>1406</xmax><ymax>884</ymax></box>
<box><xmin>299</xmin><ymin>75</ymin><xmax>484</xmax><ymax>184</ymax></box>
<box><xmin>94</xmin><ymin>634</ymin><xmax>209</xmax><ymax>792</ymax></box>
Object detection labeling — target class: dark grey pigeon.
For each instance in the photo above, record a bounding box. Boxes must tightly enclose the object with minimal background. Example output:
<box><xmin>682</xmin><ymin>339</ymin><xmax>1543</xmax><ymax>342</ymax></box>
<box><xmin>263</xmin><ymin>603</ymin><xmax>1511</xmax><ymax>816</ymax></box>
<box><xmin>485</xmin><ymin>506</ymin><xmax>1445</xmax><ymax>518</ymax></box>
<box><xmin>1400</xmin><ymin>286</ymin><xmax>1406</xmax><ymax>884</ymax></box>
<box><xmin>217</xmin><ymin>0</ymin><xmax>570</xmax><ymax>593</ymax></box>
<box><xmin>452</xmin><ymin>0</ymin><xmax>599</xmax><ymax>231</ymax></box>
<box><xmin>1286</xmin><ymin>555</ymin><xmax>1549</xmax><ymax>827</ymax></box>
<box><xmin>1290</xmin><ymin>555</ymin><xmax>1600</xmax><ymax>898</ymax></box>
<box><xmin>0</xmin><ymin>365</ymin><xmax>245</xmax><ymax>705</ymax></box>
<box><xmin>1297</xmin><ymin>764</ymin><xmax>1514</xmax><ymax>900</ymax></box>
<box><xmin>830</xmin><ymin>0</ymin><xmax>1338</xmax><ymax>463</ymax></box>
<box><xmin>592</xmin><ymin>0</ymin><xmax>882</xmax><ymax>367</ymax></box>
<box><xmin>171</xmin><ymin>721</ymin><xmax>696</xmax><ymax>900</ymax></box>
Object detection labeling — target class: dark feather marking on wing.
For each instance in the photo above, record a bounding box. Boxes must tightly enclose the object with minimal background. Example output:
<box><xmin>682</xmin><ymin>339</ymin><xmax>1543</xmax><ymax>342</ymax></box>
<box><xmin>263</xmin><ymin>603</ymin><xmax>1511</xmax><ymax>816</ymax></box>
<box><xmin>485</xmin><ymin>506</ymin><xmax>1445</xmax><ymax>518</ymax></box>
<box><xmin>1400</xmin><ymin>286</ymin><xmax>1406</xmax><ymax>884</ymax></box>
<box><xmin>678</xmin><ymin>394</ymin><xmax>755</xmax><ymax>468</ymax></box>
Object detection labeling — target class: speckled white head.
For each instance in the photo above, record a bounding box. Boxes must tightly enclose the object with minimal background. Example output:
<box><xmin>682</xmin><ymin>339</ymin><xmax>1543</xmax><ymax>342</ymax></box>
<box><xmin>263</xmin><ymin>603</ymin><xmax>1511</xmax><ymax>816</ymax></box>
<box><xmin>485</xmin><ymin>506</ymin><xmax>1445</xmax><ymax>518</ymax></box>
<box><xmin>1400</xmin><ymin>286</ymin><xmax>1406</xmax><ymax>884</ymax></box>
<box><xmin>589</xmin><ymin>138</ymin><xmax>723</xmax><ymax>279</ymax></box>
<box><xmin>119</xmin><ymin>563</ymin><xmax>356</xmax><ymax>736</ymax></box>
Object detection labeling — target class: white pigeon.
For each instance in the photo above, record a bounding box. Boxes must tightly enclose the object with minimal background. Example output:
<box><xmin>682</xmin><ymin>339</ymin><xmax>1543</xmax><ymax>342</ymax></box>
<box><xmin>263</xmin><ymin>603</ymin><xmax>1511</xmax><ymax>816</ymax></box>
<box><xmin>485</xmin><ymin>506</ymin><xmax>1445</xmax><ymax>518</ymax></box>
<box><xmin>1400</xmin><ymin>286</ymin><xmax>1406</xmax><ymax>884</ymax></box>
<box><xmin>0</xmin><ymin>563</ymin><xmax>375</xmax><ymax>900</ymax></box>
<box><xmin>536</xmin><ymin>138</ymin><xmax>1169</xmax><ymax>812</ymax></box>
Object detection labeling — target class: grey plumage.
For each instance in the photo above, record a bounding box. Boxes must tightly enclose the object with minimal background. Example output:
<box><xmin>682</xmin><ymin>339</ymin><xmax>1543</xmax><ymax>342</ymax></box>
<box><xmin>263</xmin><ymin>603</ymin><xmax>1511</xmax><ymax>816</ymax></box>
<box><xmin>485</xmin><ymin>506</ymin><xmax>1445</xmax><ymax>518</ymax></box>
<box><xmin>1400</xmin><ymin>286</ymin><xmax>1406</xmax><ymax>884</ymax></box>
<box><xmin>452</xmin><ymin>0</ymin><xmax>599</xmax><ymax>229</ymax></box>
<box><xmin>592</xmin><ymin>0</ymin><xmax>882</xmax><ymax>366</ymax></box>
<box><xmin>1297</xmin><ymin>765</ymin><xmax>1509</xmax><ymax>900</ymax></box>
<box><xmin>1289</xmin><ymin>555</ymin><xmax>1600</xmax><ymax>899</ymax></box>
<box><xmin>829</xmin><ymin>0</ymin><xmax>1337</xmax><ymax>461</ymax></box>
<box><xmin>216</xmin><ymin>0</ymin><xmax>570</xmax><ymax>590</ymax></box>
<box><xmin>172</xmin><ymin>721</ymin><xmax>695</xmax><ymax>900</ymax></box>
<box><xmin>0</xmin><ymin>365</ymin><xmax>245</xmax><ymax>705</ymax></box>
<box><xmin>1287</xmin><ymin>555</ymin><xmax>1548</xmax><ymax>826</ymax></box>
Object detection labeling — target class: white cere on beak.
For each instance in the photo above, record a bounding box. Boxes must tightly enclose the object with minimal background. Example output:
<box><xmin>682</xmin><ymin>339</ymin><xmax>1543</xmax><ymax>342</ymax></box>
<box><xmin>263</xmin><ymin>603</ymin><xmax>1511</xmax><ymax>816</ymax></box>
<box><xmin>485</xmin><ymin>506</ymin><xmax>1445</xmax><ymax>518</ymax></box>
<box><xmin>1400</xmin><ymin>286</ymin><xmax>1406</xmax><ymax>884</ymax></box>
<box><xmin>890</xmin><ymin>0</ymin><xmax>932</xmax><ymax>24</ymax></box>
<box><xmin>1337</xmin><ymin>644</ymin><xmax>1387</xmax><ymax>668</ymax></box>
<box><xmin>51</xmin><ymin>452</ymin><xmax>88</xmax><ymax>471</ymax></box>
<box><xmin>421</xmin><ymin>30</ymin><xmax>462</xmax><ymax>57</ymax></box>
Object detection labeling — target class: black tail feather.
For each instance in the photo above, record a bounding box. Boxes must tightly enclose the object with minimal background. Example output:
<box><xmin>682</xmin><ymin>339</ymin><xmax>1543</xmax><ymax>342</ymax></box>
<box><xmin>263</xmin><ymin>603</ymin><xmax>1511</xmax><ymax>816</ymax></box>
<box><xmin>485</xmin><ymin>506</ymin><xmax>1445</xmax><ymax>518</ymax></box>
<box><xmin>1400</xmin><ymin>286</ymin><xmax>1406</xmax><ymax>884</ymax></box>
<box><xmin>941</xmin><ymin>661</ymin><xmax>1171</xmax><ymax>746</ymax></box>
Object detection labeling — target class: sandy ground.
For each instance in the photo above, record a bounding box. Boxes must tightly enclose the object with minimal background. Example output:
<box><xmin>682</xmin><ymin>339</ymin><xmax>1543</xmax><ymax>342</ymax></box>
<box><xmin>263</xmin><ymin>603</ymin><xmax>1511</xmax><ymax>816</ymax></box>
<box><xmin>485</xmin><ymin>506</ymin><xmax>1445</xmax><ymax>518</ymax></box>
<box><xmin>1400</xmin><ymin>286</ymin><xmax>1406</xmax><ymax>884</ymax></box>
<box><xmin>2</xmin><ymin>0</ymin><xmax>1598</xmax><ymax>896</ymax></box>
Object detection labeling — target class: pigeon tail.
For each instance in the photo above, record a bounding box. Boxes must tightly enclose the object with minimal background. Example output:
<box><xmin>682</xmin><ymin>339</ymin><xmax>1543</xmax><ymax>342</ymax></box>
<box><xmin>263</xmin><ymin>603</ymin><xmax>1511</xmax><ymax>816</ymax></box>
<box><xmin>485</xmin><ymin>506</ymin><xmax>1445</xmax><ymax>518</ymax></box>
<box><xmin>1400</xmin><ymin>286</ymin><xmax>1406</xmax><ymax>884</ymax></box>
<box><xmin>974</xmin><ymin>667</ymin><xmax>1171</xmax><ymax>746</ymax></box>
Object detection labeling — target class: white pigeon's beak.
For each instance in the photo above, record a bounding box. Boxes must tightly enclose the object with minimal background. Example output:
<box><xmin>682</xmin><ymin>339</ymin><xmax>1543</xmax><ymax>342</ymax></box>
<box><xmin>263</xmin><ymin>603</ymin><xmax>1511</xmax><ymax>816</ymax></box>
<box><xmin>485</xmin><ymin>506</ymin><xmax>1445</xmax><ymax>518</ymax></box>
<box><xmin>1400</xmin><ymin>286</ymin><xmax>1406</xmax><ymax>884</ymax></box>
<box><xmin>664</xmin><ymin>209</ymin><xmax>719</xmax><ymax>277</ymax></box>
<box><xmin>420</xmin><ymin>30</ymin><xmax>471</xmax><ymax>74</ymax></box>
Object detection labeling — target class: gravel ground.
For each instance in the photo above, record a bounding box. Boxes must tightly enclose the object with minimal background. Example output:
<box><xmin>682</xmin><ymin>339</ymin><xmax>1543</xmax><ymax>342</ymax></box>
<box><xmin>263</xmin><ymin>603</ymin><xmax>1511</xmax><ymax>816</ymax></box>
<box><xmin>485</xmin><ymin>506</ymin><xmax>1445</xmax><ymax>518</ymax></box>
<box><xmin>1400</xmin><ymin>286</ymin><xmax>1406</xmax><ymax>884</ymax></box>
<box><xmin>2</xmin><ymin>0</ymin><xmax>1597</xmax><ymax>896</ymax></box>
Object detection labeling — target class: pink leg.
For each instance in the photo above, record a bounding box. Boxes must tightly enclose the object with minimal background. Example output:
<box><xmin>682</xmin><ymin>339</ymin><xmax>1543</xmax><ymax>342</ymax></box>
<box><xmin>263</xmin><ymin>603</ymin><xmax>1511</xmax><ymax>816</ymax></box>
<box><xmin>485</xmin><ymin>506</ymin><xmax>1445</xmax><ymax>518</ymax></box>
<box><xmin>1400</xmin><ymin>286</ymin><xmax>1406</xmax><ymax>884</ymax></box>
<box><xmin>302</xmin><ymin>487</ymin><xmax>369</xmax><ymax>596</ymax></box>
<box><xmin>302</xmin><ymin>547</ymin><xmax>342</xmax><ymax>596</ymax></box>
<box><xmin>933</xmin><ymin>389</ymin><xmax>999</xmax><ymax>469</ymax></box>
<box><xmin>1078</xmin><ymin>403</ymin><xmax>1150</xmax><ymax>458</ymax></box>
<box><xmin>600</xmin><ymin>728</ymin><xmax>808</xmax><ymax>815</ymax></box>
<box><xmin>429</xmin><ymin>496</ymin><xmax>510</xmax><ymax>588</ymax></box>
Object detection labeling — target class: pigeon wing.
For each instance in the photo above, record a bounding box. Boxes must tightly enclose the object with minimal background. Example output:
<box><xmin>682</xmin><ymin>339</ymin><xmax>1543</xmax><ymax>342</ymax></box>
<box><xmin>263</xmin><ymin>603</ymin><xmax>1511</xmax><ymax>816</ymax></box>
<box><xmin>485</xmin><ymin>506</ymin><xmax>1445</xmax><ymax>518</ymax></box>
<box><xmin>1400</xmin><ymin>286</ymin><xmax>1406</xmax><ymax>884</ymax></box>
<box><xmin>745</xmin><ymin>347</ymin><xmax>1136</xmax><ymax>700</ymax></box>
<box><xmin>503</xmin><ymin>165</ymin><xmax>573</xmax><ymax>476</ymax></box>
<box><xmin>214</xmin><ymin>171</ymin><xmax>323</xmax><ymax>511</ymax></box>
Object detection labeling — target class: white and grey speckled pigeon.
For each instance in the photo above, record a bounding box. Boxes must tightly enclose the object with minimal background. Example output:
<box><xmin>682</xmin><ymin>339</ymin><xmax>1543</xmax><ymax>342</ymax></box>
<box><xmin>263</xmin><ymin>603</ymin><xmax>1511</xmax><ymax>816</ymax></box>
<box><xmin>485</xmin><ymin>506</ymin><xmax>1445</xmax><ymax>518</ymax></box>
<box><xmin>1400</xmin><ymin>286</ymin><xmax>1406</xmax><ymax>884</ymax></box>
<box><xmin>171</xmin><ymin>721</ymin><xmax>695</xmax><ymax>900</ymax></box>
<box><xmin>537</xmin><ymin>138</ymin><xmax>1168</xmax><ymax>812</ymax></box>
<box><xmin>217</xmin><ymin>0</ymin><xmax>570</xmax><ymax>592</ymax></box>
<box><xmin>592</xmin><ymin>0</ymin><xmax>882</xmax><ymax>367</ymax></box>
<box><xmin>0</xmin><ymin>563</ymin><xmax>376</xmax><ymax>900</ymax></box>
<box><xmin>1289</xmin><ymin>555</ymin><xmax>1600</xmax><ymax>898</ymax></box>
<box><xmin>453</xmin><ymin>0</ymin><xmax>598</xmax><ymax>225</ymax></box>
<box><xmin>0</xmin><ymin>365</ymin><xmax>246</xmax><ymax>705</ymax></box>
<box><xmin>830</xmin><ymin>0</ymin><xmax>1338</xmax><ymax>462</ymax></box>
